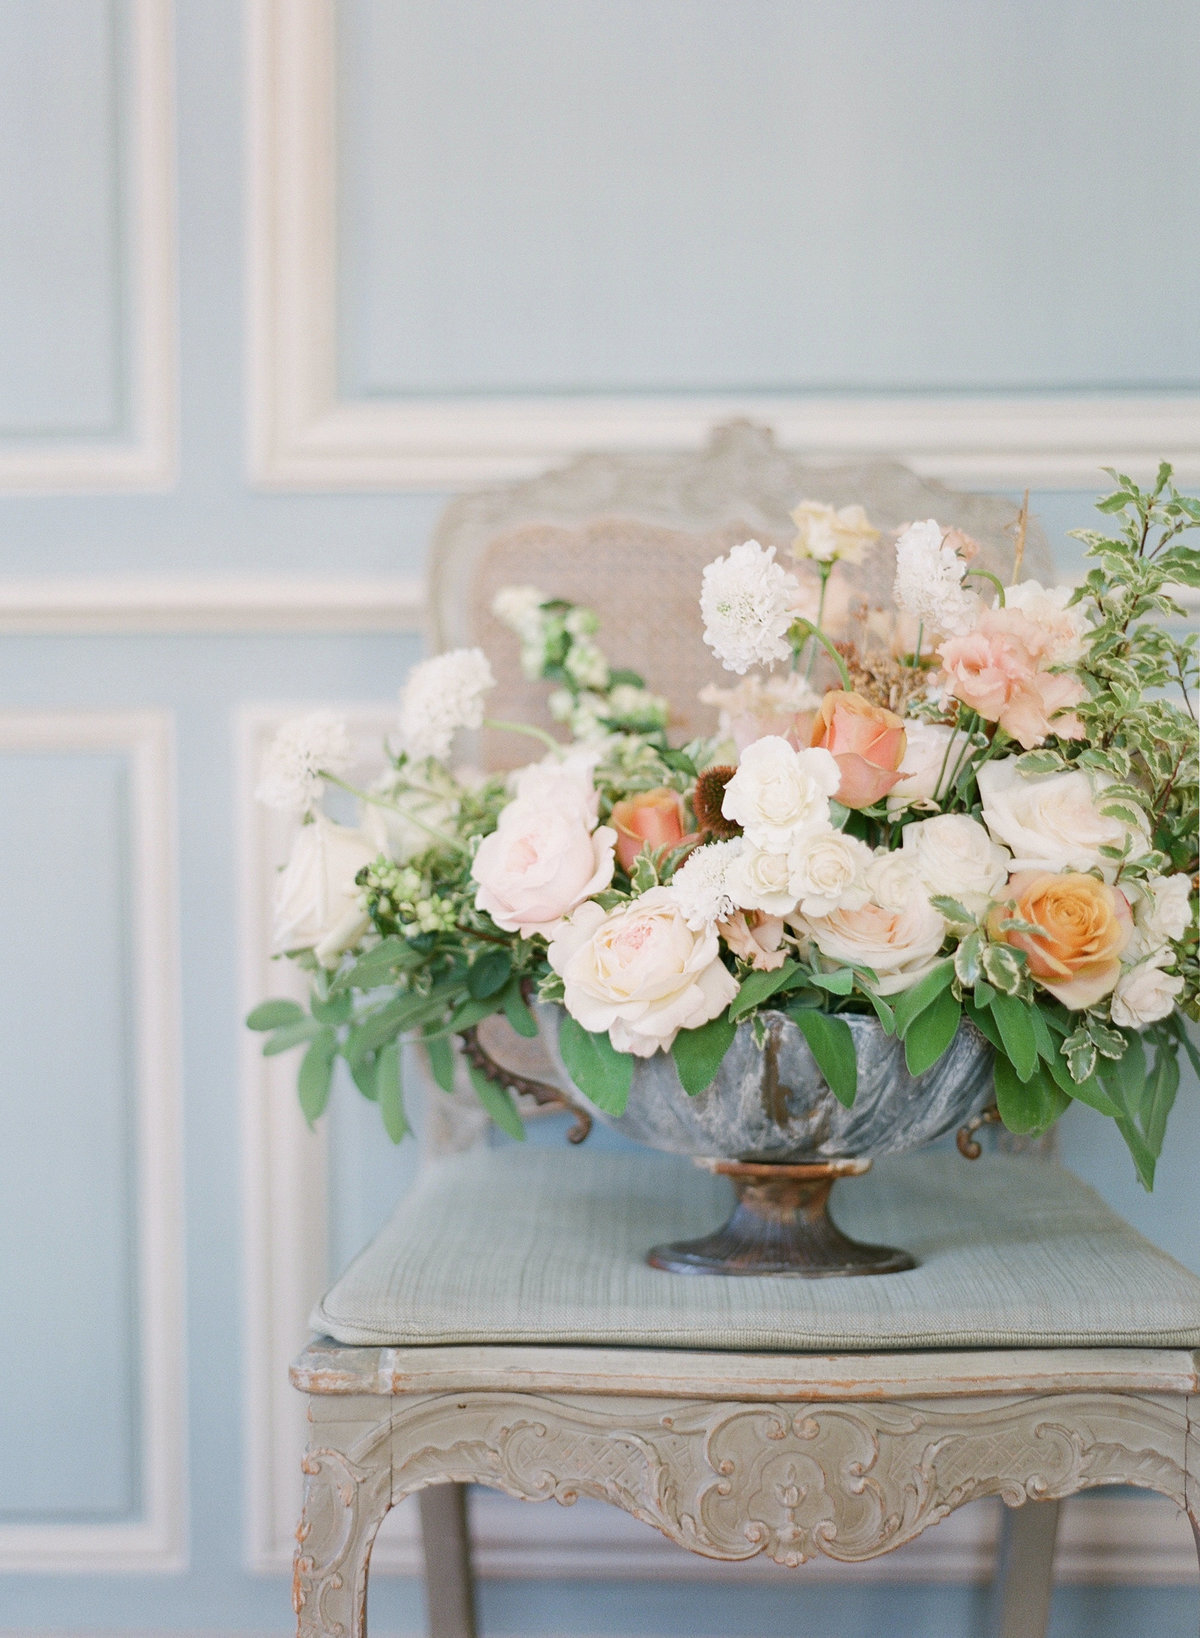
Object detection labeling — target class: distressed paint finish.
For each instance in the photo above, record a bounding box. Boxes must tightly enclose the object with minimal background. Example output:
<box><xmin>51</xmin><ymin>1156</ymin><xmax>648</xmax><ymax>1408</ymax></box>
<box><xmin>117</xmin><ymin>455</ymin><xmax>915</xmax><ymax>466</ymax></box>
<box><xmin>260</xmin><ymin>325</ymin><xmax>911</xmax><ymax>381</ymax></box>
<box><xmin>291</xmin><ymin>1342</ymin><xmax>1200</xmax><ymax>1635</ymax></box>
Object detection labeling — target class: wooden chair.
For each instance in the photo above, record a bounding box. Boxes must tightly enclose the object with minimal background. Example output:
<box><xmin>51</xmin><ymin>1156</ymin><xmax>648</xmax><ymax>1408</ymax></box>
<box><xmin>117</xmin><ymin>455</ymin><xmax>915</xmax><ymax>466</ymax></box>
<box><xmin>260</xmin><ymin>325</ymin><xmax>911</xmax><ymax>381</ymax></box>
<box><xmin>290</xmin><ymin>425</ymin><xmax>1200</xmax><ymax>1637</ymax></box>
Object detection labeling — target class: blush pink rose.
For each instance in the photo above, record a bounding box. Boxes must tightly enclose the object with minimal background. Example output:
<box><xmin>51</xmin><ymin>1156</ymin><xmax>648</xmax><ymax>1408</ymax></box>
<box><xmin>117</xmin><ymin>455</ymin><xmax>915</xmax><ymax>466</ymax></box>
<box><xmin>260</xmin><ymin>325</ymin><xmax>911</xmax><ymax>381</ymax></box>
<box><xmin>610</xmin><ymin>787</ymin><xmax>694</xmax><ymax>872</ymax></box>
<box><xmin>808</xmin><ymin>690</ymin><xmax>907</xmax><ymax>808</ymax></box>
<box><xmin>939</xmin><ymin>608</ymin><xmax>1085</xmax><ymax>750</ymax></box>
<box><xmin>472</xmin><ymin>794</ymin><xmax>616</xmax><ymax>938</ymax></box>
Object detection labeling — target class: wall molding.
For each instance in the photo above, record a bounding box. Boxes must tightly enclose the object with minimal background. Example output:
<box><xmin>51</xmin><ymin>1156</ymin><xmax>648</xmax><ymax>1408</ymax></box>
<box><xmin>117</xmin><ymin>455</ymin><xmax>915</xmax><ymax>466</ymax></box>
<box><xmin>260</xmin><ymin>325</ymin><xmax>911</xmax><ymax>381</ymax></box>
<box><xmin>0</xmin><ymin>711</ymin><xmax>186</xmax><ymax>1571</ymax></box>
<box><xmin>238</xmin><ymin>703</ymin><xmax>1198</xmax><ymax>1586</ymax></box>
<box><xmin>0</xmin><ymin>577</ymin><xmax>424</xmax><ymax>635</ymax></box>
<box><xmin>247</xmin><ymin>0</ymin><xmax>1200</xmax><ymax>492</ymax></box>
<box><xmin>0</xmin><ymin>0</ymin><xmax>177</xmax><ymax>493</ymax></box>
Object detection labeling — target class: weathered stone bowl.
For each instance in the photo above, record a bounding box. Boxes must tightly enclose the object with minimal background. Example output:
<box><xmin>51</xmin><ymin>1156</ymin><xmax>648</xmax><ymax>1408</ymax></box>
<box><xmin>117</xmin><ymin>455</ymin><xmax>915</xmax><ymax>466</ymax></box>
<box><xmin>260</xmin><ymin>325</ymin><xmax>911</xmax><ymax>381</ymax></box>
<box><xmin>534</xmin><ymin>1005</ymin><xmax>996</xmax><ymax>1278</ymax></box>
<box><xmin>536</xmin><ymin>1005</ymin><xmax>994</xmax><ymax>1163</ymax></box>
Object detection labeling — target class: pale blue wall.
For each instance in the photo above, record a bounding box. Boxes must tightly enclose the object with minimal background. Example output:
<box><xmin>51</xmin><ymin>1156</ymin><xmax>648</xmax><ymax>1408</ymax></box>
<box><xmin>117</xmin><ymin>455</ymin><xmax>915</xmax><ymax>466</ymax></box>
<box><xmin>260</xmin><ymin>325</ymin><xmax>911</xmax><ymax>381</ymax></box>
<box><xmin>0</xmin><ymin>1</ymin><xmax>1196</xmax><ymax>1634</ymax></box>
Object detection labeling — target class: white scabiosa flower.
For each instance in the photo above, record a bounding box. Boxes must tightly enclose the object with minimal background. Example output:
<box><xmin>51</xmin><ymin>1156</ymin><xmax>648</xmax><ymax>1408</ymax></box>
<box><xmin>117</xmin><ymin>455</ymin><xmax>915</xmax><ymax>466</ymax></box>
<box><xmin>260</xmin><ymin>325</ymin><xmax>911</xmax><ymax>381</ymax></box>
<box><xmin>669</xmin><ymin>837</ymin><xmax>746</xmax><ymax>929</ymax></box>
<box><xmin>256</xmin><ymin>711</ymin><xmax>353</xmax><ymax>814</ymax></box>
<box><xmin>700</xmin><ymin>541</ymin><xmax>801</xmax><ymax>675</ymax></box>
<box><xmin>398</xmin><ymin>648</ymin><xmax>495</xmax><ymax>763</ymax></box>
<box><xmin>893</xmin><ymin>520</ymin><xmax>980</xmax><ymax>638</ymax></box>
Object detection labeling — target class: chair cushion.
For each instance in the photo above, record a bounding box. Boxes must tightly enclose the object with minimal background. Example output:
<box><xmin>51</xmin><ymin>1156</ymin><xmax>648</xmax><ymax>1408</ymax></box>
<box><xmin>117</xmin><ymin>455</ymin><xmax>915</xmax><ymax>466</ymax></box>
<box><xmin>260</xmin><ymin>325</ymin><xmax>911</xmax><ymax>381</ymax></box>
<box><xmin>312</xmin><ymin>1148</ymin><xmax>1200</xmax><ymax>1350</ymax></box>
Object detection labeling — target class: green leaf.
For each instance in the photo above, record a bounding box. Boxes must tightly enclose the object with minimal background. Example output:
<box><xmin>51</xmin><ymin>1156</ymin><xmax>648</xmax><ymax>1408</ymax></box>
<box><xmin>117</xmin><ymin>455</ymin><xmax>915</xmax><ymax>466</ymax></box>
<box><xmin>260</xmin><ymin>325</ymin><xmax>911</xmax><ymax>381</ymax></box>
<box><xmin>728</xmin><ymin>960</ymin><xmax>801</xmax><ymax>1022</ymax></box>
<box><xmin>671</xmin><ymin>1012</ymin><xmax>737</xmax><ymax>1096</ymax></box>
<box><xmin>346</xmin><ymin>1047</ymin><xmax>379</xmax><ymax>1100</ymax></box>
<box><xmin>989</xmin><ymin>993</ymin><xmax>1039</xmax><ymax>1082</ymax></box>
<box><xmin>557</xmin><ymin>1014</ymin><xmax>634</xmax><ymax>1115</ymax></box>
<box><xmin>467</xmin><ymin>948</ymin><xmax>513</xmax><ymax>1000</ymax></box>
<box><xmin>262</xmin><ymin>1017</ymin><xmax>324</xmax><ymax>1055</ymax></box>
<box><xmin>994</xmin><ymin>1057</ymin><xmax>1068</xmax><ymax>1136</ymax></box>
<box><xmin>246</xmin><ymin>999</ymin><xmax>306</xmax><ymax>1031</ymax></box>
<box><xmin>953</xmin><ymin>930</ymin><xmax>983</xmax><ymax>988</ymax></box>
<box><xmin>1142</xmin><ymin>1042</ymin><xmax>1180</xmax><ymax>1158</ymax></box>
<box><xmin>447</xmin><ymin>993</ymin><xmax>504</xmax><ymax>1033</ymax></box>
<box><xmin>1063</xmin><ymin>1026</ymin><xmax>1098</xmax><ymax>1084</ymax></box>
<box><xmin>892</xmin><ymin>961</ymin><xmax>955</xmax><ymax>1038</ymax></box>
<box><xmin>980</xmin><ymin>942</ymin><xmax>1025</xmax><ymax>997</ymax></box>
<box><xmin>332</xmin><ymin>937</ymin><xmax>423</xmax><ymax>993</ymax></box>
<box><xmin>297</xmin><ymin>1029</ymin><xmax>337</xmax><ymax>1127</ymax></box>
<box><xmin>500</xmin><ymin>978</ymin><xmax>539</xmax><ymax>1038</ymax></box>
<box><xmin>794</xmin><ymin>1010</ymin><xmax>858</xmax><ymax>1108</ymax></box>
<box><xmin>1028</xmin><ymin>1005</ymin><xmax>1060</xmax><ymax>1064</ymax></box>
<box><xmin>860</xmin><ymin>988</ymin><xmax>896</xmax><ymax>1035</ymax></box>
<box><xmin>929</xmin><ymin>895</ymin><xmax>975</xmax><ymax>932</ymax></box>
<box><xmin>311</xmin><ymin>990</ymin><xmax>352</xmax><ymax>1025</ymax></box>
<box><xmin>375</xmin><ymin>1041</ymin><xmax>409</xmax><ymax>1142</ymax></box>
<box><xmin>422</xmin><ymin>1029</ymin><xmax>456</xmax><ymax>1093</ymax></box>
<box><xmin>903</xmin><ymin>988</ymin><xmax>961</xmax><ymax>1077</ymax></box>
<box><xmin>808</xmin><ymin>968</ymin><xmax>854</xmax><ymax>995</ymax></box>
<box><xmin>465</xmin><ymin>1060</ymin><xmax>526</xmax><ymax>1140</ymax></box>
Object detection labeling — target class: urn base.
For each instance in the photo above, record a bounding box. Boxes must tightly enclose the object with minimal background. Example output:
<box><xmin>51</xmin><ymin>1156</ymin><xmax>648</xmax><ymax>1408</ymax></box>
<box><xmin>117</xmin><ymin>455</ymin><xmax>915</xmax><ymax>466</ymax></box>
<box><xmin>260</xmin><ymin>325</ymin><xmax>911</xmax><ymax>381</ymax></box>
<box><xmin>646</xmin><ymin>1157</ymin><xmax>917</xmax><ymax>1278</ymax></box>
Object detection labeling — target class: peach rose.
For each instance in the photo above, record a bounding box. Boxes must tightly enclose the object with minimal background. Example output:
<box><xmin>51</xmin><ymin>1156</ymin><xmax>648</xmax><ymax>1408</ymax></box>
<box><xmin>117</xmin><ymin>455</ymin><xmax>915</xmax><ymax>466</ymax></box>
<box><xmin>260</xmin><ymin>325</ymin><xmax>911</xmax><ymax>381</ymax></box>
<box><xmin>610</xmin><ymin>787</ymin><xmax>693</xmax><ymax>872</ymax></box>
<box><xmin>988</xmin><ymin>870</ymin><xmax>1132</xmax><ymax>1010</ymax></box>
<box><xmin>717</xmin><ymin>910</ymin><xmax>788</xmax><ymax>971</ymax></box>
<box><xmin>940</xmin><ymin>608</ymin><xmax>1085</xmax><ymax>749</ymax></box>
<box><xmin>808</xmin><ymin>690</ymin><xmax>907</xmax><ymax>808</ymax></box>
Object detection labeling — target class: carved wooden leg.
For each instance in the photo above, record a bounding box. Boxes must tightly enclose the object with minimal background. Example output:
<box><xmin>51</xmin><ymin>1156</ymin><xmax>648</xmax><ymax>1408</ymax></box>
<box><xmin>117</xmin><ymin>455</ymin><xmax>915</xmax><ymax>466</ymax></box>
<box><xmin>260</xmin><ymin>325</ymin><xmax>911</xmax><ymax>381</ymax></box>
<box><xmin>986</xmin><ymin>1498</ymin><xmax>1061</xmax><ymax>1638</ymax></box>
<box><xmin>418</xmin><ymin>1483</ymin><xmax>478</xmax><ymax>1638</ymax></box>
<box><xmin>294</xmin><ymin>1428</ymin><xmax>393</xmax><ymax>1638</ymax></box>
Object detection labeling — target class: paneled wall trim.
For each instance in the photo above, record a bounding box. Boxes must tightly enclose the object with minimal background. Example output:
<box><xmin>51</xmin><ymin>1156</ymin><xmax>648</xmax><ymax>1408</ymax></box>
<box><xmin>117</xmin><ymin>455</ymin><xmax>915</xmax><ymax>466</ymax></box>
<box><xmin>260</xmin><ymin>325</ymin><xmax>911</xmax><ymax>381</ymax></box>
<box><xmin>0</xmin><ymin>711</ymin><xmax>186</xmax><ymax>1572</ymax></box>
<box><xmin>0</xmin><ymin>0</ymin><xmax>176</xmax><ymax>494</ymax></box>
<box><xmin>238</xmin><ymin>706</ymin><xmax>1197</xmax><ymax>1586</ymax></box>
<box><xmin>247</xmin><ymin>0</ymin><xmax>1200</xmax><ymax>492</ymax></box>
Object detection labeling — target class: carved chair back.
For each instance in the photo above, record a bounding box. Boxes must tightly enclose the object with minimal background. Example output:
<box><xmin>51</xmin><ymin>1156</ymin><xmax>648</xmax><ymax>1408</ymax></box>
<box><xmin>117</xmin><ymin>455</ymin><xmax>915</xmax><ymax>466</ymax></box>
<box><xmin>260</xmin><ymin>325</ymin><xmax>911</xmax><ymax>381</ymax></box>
<box><xmin>424</xmin><ymin>421</ymin><xmax>1051</xmax><ymax>1157</ymax></box>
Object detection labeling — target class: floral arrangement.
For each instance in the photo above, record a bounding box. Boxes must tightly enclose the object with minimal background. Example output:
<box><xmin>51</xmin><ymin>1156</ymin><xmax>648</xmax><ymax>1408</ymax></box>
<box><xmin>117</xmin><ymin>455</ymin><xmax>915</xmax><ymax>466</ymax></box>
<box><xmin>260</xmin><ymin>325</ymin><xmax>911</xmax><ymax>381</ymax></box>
<box><xmin>249</xmin><ymin>469</ymin><xmax>1199</xmax><ymax>1187</ymax></box>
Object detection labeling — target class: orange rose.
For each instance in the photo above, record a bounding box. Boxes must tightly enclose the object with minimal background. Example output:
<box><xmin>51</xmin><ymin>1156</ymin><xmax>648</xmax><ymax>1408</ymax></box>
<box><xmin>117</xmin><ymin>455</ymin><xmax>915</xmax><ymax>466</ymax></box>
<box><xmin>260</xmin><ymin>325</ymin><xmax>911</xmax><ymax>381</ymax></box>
<box><xmin>610</xmin><ymin>787</ymin><xmax>692</xmax><ymax>872</ymax></box>
<box><xmin>808</xmin><ymin>690</ymin><xmax>907</xmax><ymax>809</ymax></box>
<box><xmin>988</xmin><ymin>870</ymin><xmax>1132</xmax><ymax>1010</ymax></box>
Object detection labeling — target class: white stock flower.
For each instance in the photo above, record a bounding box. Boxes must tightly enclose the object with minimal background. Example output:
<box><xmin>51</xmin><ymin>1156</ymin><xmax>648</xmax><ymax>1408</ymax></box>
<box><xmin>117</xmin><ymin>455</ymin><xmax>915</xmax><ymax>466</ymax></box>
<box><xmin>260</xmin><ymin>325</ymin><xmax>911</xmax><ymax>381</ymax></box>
<box><xmin>789</xmin><ymin>500</ymin><xmax>879</xmax><ymax>565</ymax></box>
<box><xmin>398</xmin><ymin>648</ymin><xmax>495</xmax><ymax>763</ymax></box>
<box><xmin>729</xmin><ymin>843</ymin><xmax>797</xmax><ymax>916</ymax></box>
<box><xmin>564</xmin><ymin>638</ymin><xmax>610</xmax><ymax>690</ymax></box>
<box><xmin>1128</xmin><ymin>872</ymin><xmax>1194</xmax><ymax>959</ymax></box>
<box><xmin>893</xmin><ymin>520</ymin><xmax>980</xmax><ymax>638</ymax></box>
<box><xmin>887</xmin><ymin>720</ymin><xmax>972</xmax><ymax>809</ymax></box>
<box><xmin>491</xmin><ymin>584</ymin><xmax>547</xmax><ymax>639</ymax></box>
<box><xmin>272</xmin><ymin>814</ymin><xmax>375</xmax><ymax>966</ymax></box>
<box><xmin>548</xmin><ymin>888</ymin><xmax>739</xmax><ymax>1057</ymax></box>
<box><xmin>900</xmin><ymin>814</ymin><xmax>1010</xmax><ymax>915</ymax></box>
<box><xmin>1110</xmin><ymin>953</ymin><xmax>1184</xmax><ymax>1030</ymax></box>
<box><xmin>670</xmin><ymin>837</ymin><xmax>745</xmax><ymax>929</ymax></box>
<box><xmin>721</xmin><ymin>736</ymin><xmax>841</xmax><ymax>851</ymax></box>
<box><xmin>786</xmin><ymin>829</ymin><xmax>873</xmax><ymax>918</ymax></box>
<box><xmin>256</xmin><ymin>711</ymin><xmax>353</xmax><ymax>814</ymax></box>
<box><xmin>700</xmin><ymin>541</ymin><xmax>801</xmax><ymax>675</ymax></box>
<box><xmin>976</xmin><ymin>760</ymin><xmax>1150</xmax><ymax>883</ymax></box>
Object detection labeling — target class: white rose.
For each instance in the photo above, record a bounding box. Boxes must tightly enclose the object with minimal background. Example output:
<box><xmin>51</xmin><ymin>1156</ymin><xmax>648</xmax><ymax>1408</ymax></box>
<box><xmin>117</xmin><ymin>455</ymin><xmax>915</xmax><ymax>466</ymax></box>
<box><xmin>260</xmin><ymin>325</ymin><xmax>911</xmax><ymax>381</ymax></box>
<box><xmin>888</xmin><ymin>721</ymin><xmax>971</xmax><ymax>809</ymax></box>
<box><xmin>729</xmin><ymin>843</ymin><xmax>796</xmax><ymax>916</ymax></box>
<box><xmin>900</xmin><ymin>813</ymin><xmax>1010</xmax><ymax>915</ymax></box>
<box><xmin>798</xmin><ymin>872</ymin><xmax>947</xmax><ymax>996</ymax></box>
<box><xmin>1127</xmin><ymin>872</ymin><xmax>1194</xmax><ymax>959</ymax></box>
<box><xmin>1110</xmin><ymin>954</ymin><xmax>1184</xmax><ymax>1030</ymax></box>
<box><xmin>976</xmin><ymin>760</ymin><xmax>1150</xmax><ymax>883</ymax></box>
<box><xmin>471</xmin><ymin>785</ymin><xmax>615</xmax><ymax>939</ymax></box>
<box><xmin>273</xmin><ymin>814</ymin><xmax>375</xmax><ymax>967</ymax></box>
<box><xmin>548</xmin><ymin>887</ymin><xmax>739</xmax><ymax>1057</ymax></box>
<box><xmin>721</xmin><ymin>736</ymin><xmax>841</xmax><ymax>851</ymax></box>
<box><xmin>863</xmin><ymin>850</ymin><xmax>926</xmax><ymax>914</ymax></box>
<box><xmin>787</xmin><ymin>830</ymin><xmax>873</xmax><ymax>917</ymax></box>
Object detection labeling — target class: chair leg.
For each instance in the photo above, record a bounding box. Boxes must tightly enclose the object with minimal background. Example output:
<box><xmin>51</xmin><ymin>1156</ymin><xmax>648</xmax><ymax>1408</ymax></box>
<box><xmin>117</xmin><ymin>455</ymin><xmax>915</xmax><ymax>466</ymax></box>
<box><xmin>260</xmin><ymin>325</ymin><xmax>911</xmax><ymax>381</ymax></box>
<box><xmin>418</xmin><ymin>1482</ymin><xmax>478</xmax><ymax>1638</ymax></box>
<box><xmin>986</xmin><ymin>1498</ymin><xmax>1061</xmax><ymax>1638</ymax></box>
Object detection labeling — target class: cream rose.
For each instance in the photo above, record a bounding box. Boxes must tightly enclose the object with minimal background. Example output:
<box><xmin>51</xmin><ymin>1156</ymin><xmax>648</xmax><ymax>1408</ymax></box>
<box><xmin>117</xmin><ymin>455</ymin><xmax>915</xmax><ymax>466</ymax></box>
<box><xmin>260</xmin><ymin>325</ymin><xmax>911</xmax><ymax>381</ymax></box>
<box><xmin>729</xmin><ymin>843</ymin><xmax>796</xmax><ymax>916</ymax></box>
<box><xmin>976</xmin><ymin>761</ymin><xmax>1150</xmax><ymax>882</ymax></box>
<box><xmin>721</xmin><ymin>736</ymin><xmax>841</xmax><ymax>851</ymax></box>
<box><xmin>789</xmin><ymin>500</ymin><xmax>879</xmax><ymax>565</ymax></box>
<box><xmin>548</xmin><ymin>888</ymin><xmax>739</xmax><ymax>1056</ymax></box>
<box><xmin>1110</xmin><ymin>955</ymin><xmax>1185</xmax><ymax>1030</ymax></box>
<box><xmin>888</xmin><ymin>721</ymin><xmax>972</xmax><ymax>809</ymax></box>
<box><xmin>900</xmin><ymin>814</ymin><xmax>1010</xmax><ymax>915</ymax></box>
<box><xmin>787</xmin><ymin>829</ymin><xmax>872</xmax><ymax>917</ymax></box>
<box><xmin>471</xmin><ymin>773</ymin><xmax>616</xmax><ymax>939</ymax></box>
<box><xmin>1128</xmin><ymin>872</ymin><xmax>1194</xmax><ymax>960</ymax></box>
<box><xmin>798</xmin><ymin>854</ymin><xmax>947</xmax><ymax>995</ymax></box>
<box><xmin>273</xmin><ymin>814</ymin><xmax>375</xmax><ymax>967</ymax></box>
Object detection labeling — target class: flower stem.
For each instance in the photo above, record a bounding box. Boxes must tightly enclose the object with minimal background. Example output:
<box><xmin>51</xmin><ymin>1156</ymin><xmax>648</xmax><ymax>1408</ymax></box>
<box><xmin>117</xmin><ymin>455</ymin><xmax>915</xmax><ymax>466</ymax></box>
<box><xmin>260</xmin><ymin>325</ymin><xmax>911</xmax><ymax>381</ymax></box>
<box><xmin>484</xmin><ymin>717</ymin><xmax>562</xmax><ymax>752</ymax></box>
<box><xmin>965</xmin><ymin>567</ymin><xmax>1006</xmax><ymax>606</ymax></box>
<box><xmin>803</xmin><ymin>565</ymin><xmax>832</xmax><ymax>682</ymax></box>
<box><xmin>319</xmin><ymin>772</ymin><xmax>468</xmax><ymax>854</ymax></box>
<box><xmin>791</xmin><ymin>617</ymin><xmax>852</xmax><ymax>692</ymax></box>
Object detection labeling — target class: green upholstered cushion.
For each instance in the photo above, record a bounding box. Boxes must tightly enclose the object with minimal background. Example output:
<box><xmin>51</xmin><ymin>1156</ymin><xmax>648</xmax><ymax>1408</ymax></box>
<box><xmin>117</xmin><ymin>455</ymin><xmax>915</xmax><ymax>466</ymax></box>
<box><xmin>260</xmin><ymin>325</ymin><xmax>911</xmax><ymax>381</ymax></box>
<box><xmin>312</xmin><ymin>1148</ymin><xmax>1200</xmax><ymax>1350</ymax></box>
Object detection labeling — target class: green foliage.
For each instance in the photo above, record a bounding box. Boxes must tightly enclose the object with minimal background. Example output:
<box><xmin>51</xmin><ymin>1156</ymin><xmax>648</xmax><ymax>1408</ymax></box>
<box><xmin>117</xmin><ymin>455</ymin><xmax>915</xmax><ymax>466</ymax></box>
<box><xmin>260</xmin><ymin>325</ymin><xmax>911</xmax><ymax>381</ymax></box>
<box><xmin>793</xmin><ymin>1009</ymin><xmax>858</xmax><ymax>1107</ymax></box>
<box><xmin>375</xmin><ymin>1042</ymin><xmax>408</xmax><ymax>1142</ymax></box>
<box><xmin>728</xmin><ymin>960</ymin><xmax>802</xmax><ymax>1021</ymax></box>
<box><xmin>465</xmin><ymin>1060</ymin><xmax>526</xmax><ymax>1140</ymax></box>
<box><xmin>557</xmin><ymin>1014</ymin><xmax>634</xmax><ymax>1115</ymax></box>
<box><xmin>671</xmin><ymin>1012</ymin><xmax>738</xmax><ymax>1096</ymax></box>
<box><xmin>903</xmin><ymin>989</ymin><xmax>962</xmax><ymax>1078</ymax></box>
